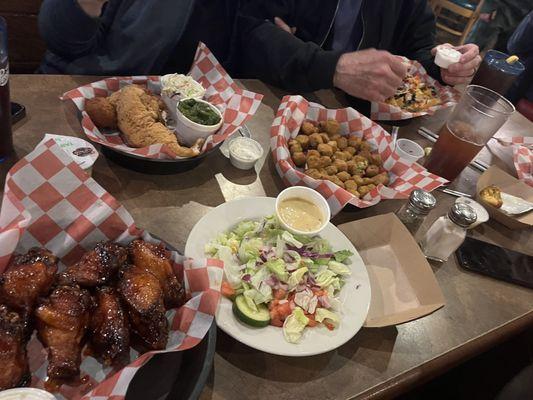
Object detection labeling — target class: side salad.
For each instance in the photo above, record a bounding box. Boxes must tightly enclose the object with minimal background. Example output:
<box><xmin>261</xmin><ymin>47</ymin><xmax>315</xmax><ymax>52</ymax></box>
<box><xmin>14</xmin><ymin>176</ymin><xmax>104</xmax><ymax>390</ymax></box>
<box><xmin>205</xmin><ymin>215</ymin><xmax>353</xmax><ymax>343</ymax></box>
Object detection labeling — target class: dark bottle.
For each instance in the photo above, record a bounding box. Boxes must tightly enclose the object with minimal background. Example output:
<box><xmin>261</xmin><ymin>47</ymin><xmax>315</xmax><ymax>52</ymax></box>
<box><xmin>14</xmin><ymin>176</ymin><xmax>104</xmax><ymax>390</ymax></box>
<box><xmin>0</xmin><ymin>17</ymin><xmax>13</xmax><ymax>161</ymax></box>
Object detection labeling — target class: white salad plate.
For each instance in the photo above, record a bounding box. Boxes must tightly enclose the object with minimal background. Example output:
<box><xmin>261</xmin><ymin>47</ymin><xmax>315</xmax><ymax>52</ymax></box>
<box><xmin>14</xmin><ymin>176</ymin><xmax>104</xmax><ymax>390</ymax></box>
<box><xmin>185</xmin><ymin>197</ymin><xmax>371</xmax><ymax>357</ymax></box>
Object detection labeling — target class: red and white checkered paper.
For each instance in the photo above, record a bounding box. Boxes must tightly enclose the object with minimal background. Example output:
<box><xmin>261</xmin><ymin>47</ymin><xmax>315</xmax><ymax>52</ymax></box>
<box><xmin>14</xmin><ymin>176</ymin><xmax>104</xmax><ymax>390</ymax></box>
<box><xmin>370</xmin><ymin>59</ymin><xmax>461</xmax><ymax>121</ymax></box>
<box><xmin>61</xmin><ymin>42</ymin><xmax>263</xmax><ymax>160</ymax></box>
<box><xmin>271</xmin><ymin>95</ymin><xmax>448</xmax><ymax>215</ymax></box>
<box><xmin>0</xmin><ymin>139</ymin><xmax>223</xmax><ymax>399</ymax></box>
<box><xmin>496</xmin><ymin>136</ymin><xmax>533</xmax><ymax>187</ymax></box>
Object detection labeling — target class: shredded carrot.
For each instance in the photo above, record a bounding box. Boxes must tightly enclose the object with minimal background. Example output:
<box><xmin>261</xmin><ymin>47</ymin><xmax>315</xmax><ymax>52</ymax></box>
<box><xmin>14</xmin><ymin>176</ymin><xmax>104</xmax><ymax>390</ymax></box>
<box><xmin>221</xmin><ymin>281</ymin><xmax>236</xmax><ymax>298</ymax></box>
<box><xmin>273</xmin><ymin>288</ymin><xmax>287</xmax><ymax>300</ymax></box>
<box><xmin>324</xmin><ymin>321</ymin><xmax>335</xmax><ymax>331</ymax></box>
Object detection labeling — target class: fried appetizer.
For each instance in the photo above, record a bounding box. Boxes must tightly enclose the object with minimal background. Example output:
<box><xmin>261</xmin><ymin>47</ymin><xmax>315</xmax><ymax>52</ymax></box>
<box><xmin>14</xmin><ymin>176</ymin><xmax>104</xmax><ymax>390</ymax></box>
<box><xmin>60</xmin><ymin>241</ymin><xmax>127</xmax><ymax>288</ymax></box>
<box><xmin>89</xmin><ymin>287</ymin><xmax>130</xmax><ymax>366</ymax></box>
<box><xmin>0</xmin><ymin>305</ymin><xmax>29</xmax><ymax>390</ymax></box>
<box><xmin>118</xmin><ymin>264</ymin><xmax>169</xmax><ymax>350</ymax></box>
<box><xmin>0</xmin><ymin>248</ymin><xmax>58</xmax><ymax>325</ymax></box>
<box><xmin>479</xmin><ymin>185</ymin><xmax>503</xmax><ymax>208</ymax></box>
<box><xmin>128</xmin><ymin>240</ymin><xmax>185</xmax><ymax>309</ymax></box>
<box><xmin>35</xmin><ymin>285</ymin><xmax>92</xmax><ymax>380</ymax></box>
<box><xmin>85</xmin><ymin>97</ymin><xmax>117</xmax><ymax>129</ymax></box>
<box><xmin>114</xmin><ymin>85</ymin><xmax>203</xmax><ymax>158</ymax></box>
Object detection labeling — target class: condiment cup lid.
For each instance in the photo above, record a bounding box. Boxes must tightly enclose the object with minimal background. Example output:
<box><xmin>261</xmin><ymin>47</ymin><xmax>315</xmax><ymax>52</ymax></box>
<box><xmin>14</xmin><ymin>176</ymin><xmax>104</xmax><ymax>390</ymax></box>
<box><xmin>275</xmin><ymin>186</ymin><xmax>331</xmax><ymax>236</ymax></box>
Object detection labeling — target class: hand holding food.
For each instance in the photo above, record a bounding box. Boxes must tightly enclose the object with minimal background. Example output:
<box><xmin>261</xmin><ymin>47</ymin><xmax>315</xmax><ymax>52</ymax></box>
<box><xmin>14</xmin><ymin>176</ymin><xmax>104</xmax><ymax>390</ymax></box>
<box><xmin>431</xmin><ymin>43</ymin><xmax>481</xmax><ymax>86</ymax></box>
<box><xmin>290</xmin><ymin>118</ymin><xmax>390</xmax><ymax>198</ymax></box>
<box><xmin>333</xmin><ymin>49</ymin><xmax>408</xmax><ymax>102</ymax></box>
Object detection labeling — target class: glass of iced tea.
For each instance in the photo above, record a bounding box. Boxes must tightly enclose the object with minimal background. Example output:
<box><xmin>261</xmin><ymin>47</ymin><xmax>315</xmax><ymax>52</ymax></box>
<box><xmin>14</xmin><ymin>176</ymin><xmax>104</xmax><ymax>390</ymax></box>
<box><xmin>471</xmin><ymin>50</ymin><xmax>524</xmax><ymax>96</ymax></box>
<box><xmin>425</xmin><ymin>85</ymin><xmax>514</xmax><ymax>182</ymax></box>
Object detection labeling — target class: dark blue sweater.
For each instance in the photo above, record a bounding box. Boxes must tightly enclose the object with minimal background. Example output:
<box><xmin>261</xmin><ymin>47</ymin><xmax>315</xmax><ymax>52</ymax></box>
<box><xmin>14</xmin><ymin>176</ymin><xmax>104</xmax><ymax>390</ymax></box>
<box><xmin>38</xmin><ymin>0</ymin><xmax>236</xmax><ymax>75</ymax></box>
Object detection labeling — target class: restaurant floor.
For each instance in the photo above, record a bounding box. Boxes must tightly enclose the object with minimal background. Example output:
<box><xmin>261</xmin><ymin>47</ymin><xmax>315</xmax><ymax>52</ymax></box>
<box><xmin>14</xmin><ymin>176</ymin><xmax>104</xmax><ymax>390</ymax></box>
<box><xmin>398</xmin><ymin>327</ymin><xmax>533</xmax><ymax>399</ymax></box>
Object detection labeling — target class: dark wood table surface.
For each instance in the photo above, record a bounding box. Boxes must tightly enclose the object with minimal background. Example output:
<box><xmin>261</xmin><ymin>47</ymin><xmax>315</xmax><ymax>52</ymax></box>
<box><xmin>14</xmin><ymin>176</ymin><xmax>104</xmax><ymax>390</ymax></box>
<box><xmin>4</xmin><ymin>75</ymin><xmax>533</xmax><ymax>400</ymax></box>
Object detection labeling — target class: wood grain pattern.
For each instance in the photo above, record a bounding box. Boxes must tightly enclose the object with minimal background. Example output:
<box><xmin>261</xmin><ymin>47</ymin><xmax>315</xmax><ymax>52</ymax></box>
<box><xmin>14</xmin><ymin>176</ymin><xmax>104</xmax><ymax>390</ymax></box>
<box><xmin>4</xmin><ymin>75</ymin><xmax>533</xmax><ymax>400</ymax></box>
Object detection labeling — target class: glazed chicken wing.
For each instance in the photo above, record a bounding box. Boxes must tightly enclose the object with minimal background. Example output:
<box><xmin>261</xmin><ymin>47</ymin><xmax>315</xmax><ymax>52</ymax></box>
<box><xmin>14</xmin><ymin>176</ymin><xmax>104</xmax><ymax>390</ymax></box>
<box><xmin>0</xmin><ymin>305</ymin><xmax>29</xmax><ymax>390</ymax></box>
<box><xmin>89</xmin><ymin>287</ymin><xmax>130</xmax><ymax>366</ymax></box>
<box><xmin>60</xmin><ymin>242</ymin><xmax>127</xmax><ymax>288</ymax></box>
<box><xmin>0</xmin><ymin>248</ymin><xmax>58</xmax><ymax>330</ymax></box>
<box><xmin>128</xmin><ymin>240</ymin><xmax>185</xmax><ymax>309</ymax></box>
<box><xmin>35</xmin><ymin>285</ymin><xmax>92</xmax><ymax>380</ymax></box>
<box><xmin>118</xmin><ymin>265</ymin><xmax>168</xmax><ymax>350</ymax></box>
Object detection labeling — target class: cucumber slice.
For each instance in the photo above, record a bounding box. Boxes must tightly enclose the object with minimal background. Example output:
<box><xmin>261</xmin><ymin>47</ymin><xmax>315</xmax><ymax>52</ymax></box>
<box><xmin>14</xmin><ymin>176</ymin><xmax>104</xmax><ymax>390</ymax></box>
<box><xmin>232</xmin><ymin>295</ymin><xmax>271</xmax><ymax>328</ymax></box>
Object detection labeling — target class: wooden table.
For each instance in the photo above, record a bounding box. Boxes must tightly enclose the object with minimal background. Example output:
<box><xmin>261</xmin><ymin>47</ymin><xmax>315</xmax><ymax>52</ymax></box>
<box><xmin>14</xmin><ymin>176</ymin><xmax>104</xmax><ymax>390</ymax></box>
<box><xmin>5</xmin><ymin>75</ymin><xmax>533</xmax><ymax>400</ymax></box>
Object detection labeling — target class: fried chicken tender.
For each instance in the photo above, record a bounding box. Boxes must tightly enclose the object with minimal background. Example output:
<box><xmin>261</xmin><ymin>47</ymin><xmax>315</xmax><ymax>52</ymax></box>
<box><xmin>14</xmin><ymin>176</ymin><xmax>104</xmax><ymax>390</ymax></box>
<box><xmin>35</xmin><ymin>285</ymin><xmax>92</xmax><ymax>380</ymax></box>
<box><xmin>114</xmin><ymin>85</ymin><xmax>203</xmax><ymax>158</ymax></box>
<box><xmin>0</xmin><ymin>305</ymin><xmax>29</xmax><ymax>390</ymax></box>
<box><xmin>85</xmin><ymin>97</ymin><xmax>117</xmax><ymax>129</ymax></box>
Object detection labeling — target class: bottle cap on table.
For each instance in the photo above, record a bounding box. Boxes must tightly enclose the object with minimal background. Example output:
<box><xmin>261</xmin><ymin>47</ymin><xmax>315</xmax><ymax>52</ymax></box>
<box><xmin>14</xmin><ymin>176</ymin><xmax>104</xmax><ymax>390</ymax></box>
<box><xmin>408</xmin><ymin>189</ymin><xmax>437</xmax><ymax>215</ymax></box>
<box><xmin>448</xmin><ymin>203</ymin><xmax>477</xmax><ymax>227</ymax></box>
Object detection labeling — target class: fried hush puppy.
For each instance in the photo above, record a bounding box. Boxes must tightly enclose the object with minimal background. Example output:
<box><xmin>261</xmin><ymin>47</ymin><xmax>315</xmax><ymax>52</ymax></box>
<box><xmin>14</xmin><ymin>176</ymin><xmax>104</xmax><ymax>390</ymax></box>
<box><xmin>293</xmin><ymin>119</ymin><xmax>390</xmax><ymax>197</ymax></box>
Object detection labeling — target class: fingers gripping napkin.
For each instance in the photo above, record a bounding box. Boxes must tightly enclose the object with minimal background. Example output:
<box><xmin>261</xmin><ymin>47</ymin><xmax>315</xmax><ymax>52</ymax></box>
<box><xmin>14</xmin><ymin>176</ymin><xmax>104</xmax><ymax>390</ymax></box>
<box><xmin>0</xmin><ymin>138</ymin><xmax>223</xmax><ymax>399</ymax></box>
<box><xmin>372</xmin><ymin>58</ymin><xmax>461</xmax><ymax>121</ymax></box>
<box><xmin>270</xmin><ymin>95</ymin><xmax>447</xmax><ymax>215</ymax></box>
<box><xmin>61</xmin><ymin>43</ymin><xmax>263</xmax><ymax>160</ymax></box>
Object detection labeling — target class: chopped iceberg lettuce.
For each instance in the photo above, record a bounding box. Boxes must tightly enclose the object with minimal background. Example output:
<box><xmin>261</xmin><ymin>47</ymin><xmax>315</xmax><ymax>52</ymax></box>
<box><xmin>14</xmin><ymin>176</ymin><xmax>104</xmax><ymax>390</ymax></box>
<box><xmin>314</xmin><ymin>308</ymin><xmax>340</xmax><ymax>327</ymax></box>
<box><xmin>283</xmin><ymin>307</ymin><xmax>309</xmax><ymax>343</ymax></box>
<box><xmin>334</xmin><ymin>250</ymin><xmax>353</xmax><ymax>263</ymax></box>
<box><xmin>238</xmin><ymin>237</ymin><xmax>263</xmax><ymax>263</ymax></box>
<box><xmin>288</xmin><ymin>267</ymin><xmax>308</xmax><ymax>289</ymax></box>
<box><xmin>327</xmin><ymin>261</ymin><xmax>351</xmax><ymax>276</ymax></box>
<box><xmin>264</xmin><ymin>259</ymin><xmax>288</xmax><ymax>282</ymax></box>
<box><xmin>232</xmin><ymin>220</ymin><xmax>260</xmax><ymax>239</ymax></box>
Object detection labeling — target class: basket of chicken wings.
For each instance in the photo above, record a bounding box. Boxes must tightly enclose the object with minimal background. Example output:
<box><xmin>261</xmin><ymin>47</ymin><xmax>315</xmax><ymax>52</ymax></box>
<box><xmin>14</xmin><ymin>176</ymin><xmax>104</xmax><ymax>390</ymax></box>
<box><xmin>0</xmin><ymin>139</ymin><xmax>223</xmax><ymax>399</ymax></box>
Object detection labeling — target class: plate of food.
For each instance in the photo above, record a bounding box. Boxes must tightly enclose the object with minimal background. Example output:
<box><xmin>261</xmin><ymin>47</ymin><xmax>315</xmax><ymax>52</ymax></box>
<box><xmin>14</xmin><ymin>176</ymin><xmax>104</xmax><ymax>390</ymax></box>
<box><xmin>370</xmin><ymin>59</ymin><xmax>460</xmax><ymax>121</ymax></box>
<box><xmin>0</xmin><ymin>138</ymin><xmax>223</xmax><ymax>399</ymax></box>
<box><xmin>271</xmin><ymin>95</ymin><xmax>447</xmax><ymax>215</ymax></box>
<box><xmin>61</xmin><ymin>43</ymin><xmax>262</xmax><ymax>172</ymax></box>
<box><xmin>185</xmin><ymin>196</ymin><xmax>371</xmax><ymax>357</ymax></box>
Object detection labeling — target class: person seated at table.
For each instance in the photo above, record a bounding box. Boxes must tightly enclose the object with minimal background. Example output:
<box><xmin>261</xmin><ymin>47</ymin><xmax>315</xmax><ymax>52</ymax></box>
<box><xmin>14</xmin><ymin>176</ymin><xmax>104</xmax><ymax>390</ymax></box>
<box><xmin>37</xmin><ymin>0</ymin><xmax>237</xmax><ymax>75</ymax></box>
<box><xmin>233</xmin><ymin>0</ymin><xmax>481</xmax><ymax>113</ymax></box>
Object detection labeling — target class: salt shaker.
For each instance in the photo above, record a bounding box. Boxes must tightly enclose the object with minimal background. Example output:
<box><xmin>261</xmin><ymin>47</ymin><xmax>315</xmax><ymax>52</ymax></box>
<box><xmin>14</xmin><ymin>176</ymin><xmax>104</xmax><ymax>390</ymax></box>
<box><xmin>396</xmin><ymin>189</ymin><xmax>437</xmax><ymax>236</ymax></box>
<box><xmin>419</xmin><ymin>203</ymin><xmax>477</xmax><ymax>263</ymax></box>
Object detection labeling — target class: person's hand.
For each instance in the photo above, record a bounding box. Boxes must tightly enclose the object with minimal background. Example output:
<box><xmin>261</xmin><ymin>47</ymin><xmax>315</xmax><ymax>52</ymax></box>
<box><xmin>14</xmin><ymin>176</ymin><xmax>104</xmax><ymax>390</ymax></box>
<box><xmin>274</xmin><ymin>17</ymin><xmax>297</xmax><ymax>34</ymax></box>
<box><xmin>478</xmin><ymin>12</ymin><xmax>492</xmax><ymax>22</ymax></box>
<box><xmin>432</xmin><ymin>43</ymin><xmax>481</xmax><ymax>86</ymax></box>
<box><xmin>333</xmin><ymin>49</ymin><xmax>408</xmax><ymax>102</ymax></box>
<box><xmin>78</xmin><ymin>0</ymin><xmax>108</xmax><ymax>18</ymax></box>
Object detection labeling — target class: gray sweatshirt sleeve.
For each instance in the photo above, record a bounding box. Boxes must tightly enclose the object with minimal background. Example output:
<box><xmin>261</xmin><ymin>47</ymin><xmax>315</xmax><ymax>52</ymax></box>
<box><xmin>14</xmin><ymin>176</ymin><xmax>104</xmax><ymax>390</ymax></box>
<box><xmin>38</xmin><ymin>0</ymin><xmax>103</xmax><ymax>59</ymax></box>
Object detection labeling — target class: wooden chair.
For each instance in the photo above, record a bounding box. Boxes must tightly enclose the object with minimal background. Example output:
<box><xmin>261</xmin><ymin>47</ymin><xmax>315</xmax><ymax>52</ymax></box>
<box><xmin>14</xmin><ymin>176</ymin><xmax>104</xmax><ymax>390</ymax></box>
<box><xmin>430</xmin><ymin>0</ymin><xmax>485</xmax><ymax>45</ymax></box>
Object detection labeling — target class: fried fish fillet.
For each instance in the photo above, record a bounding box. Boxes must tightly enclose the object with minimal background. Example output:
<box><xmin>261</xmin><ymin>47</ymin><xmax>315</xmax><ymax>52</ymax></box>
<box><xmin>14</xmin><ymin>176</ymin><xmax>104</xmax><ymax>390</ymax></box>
<box><xmin>85</xmin><ymin>97</ymin><xmax>117</xmax><ymax>129</ymax></box>
<box><xmin>128</xmin><ymin>240</ymin><xmax>185</xmax><ymax>309</ymax></box>
<box><xmin>114</xmin><ymin>85</ymin><xmax>203</xmax><ymax>158</ymax></box>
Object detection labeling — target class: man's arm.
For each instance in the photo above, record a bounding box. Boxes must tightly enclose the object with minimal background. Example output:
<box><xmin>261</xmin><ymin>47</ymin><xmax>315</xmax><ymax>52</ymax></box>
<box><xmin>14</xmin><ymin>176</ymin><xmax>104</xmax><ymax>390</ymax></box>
<box><xmin>508</xmin><ymin>12</ymin><xmax>533</xmax><ymax>55</ymax></box>
<box><xmin>236</xmin><ymin>0</ymin><xmax>342</xmax><ymax>92</ymax></box>
<box><xmin>38</xmin><ymin>0</ymin><xmax>107</xmax><ymax>60</ymax></box>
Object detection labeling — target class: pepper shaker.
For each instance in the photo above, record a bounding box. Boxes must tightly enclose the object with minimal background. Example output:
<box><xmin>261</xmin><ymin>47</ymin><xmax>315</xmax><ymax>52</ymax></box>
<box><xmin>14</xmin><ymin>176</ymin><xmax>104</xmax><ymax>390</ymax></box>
<box><xmin>396</xmin><ymin>189</ymin><xmax>437</xmax><ymax>236</ymax></box>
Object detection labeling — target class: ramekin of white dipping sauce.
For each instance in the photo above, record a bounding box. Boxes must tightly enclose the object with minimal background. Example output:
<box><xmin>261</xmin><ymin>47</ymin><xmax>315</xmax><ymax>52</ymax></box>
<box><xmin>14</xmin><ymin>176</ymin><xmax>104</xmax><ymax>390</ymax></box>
<box><xmin>435</xmin><ymin>46</ymin><xmax>461</xmax><ymax>69</ymax></box>
<box><xmin>275</xmin><ymin>186</ymin><xmax>331</xmax><ymax>236</ymax></box>
<box><xmin>228</xmin><ymin>137</ymin><xmax>263</xmax><ymax>169</ymax></box>
<box><xmin>456</xmin><ymin>197</ymin><xmax>489</xmax><ymax>228</ymax></box>
<box><xmin>0</xmin><ymin>388</ymin><xmax>56</xmax><ymax>400</ymax></box>
<box><xmin>395</xmin><ymin>138</ymin><xmax>425</xmax><ymax>165</ymax></box>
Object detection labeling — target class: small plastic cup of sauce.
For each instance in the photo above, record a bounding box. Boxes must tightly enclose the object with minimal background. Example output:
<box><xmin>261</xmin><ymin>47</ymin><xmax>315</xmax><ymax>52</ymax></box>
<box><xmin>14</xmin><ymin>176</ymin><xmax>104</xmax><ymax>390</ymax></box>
<box><xmin>395</xmin><ymin>138</ymin><xmax>424</xmax><ymax>165</ymax></box>
<box><xmin>228</xmin><ymin>137</ymin><xmax>264</xmax><ymax>170</ymax></box>
<box><xmin>275</xmin><ymin>186</ymin><xmax>331</xmax><ymax>236</ymax></box>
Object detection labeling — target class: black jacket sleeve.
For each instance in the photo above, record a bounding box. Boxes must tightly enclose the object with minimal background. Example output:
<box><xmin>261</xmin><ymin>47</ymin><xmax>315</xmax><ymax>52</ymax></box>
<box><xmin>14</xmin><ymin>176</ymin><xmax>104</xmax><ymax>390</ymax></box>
<box><xmin>236</xmin><ymin>0</ymin><xmax>342</xmax><ymax>92</ymax></box>
<box><xmin>397</xmin><ymin>1</ymin><xmax>442</xmax><ymax>82</ymax></box>
<box><xmin>38</xmin><ymin>0</ymin><xmax>106</xmax><ymax>60</ymax></box>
